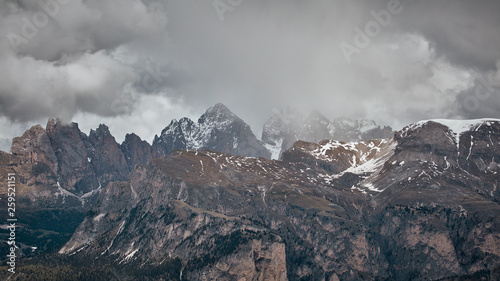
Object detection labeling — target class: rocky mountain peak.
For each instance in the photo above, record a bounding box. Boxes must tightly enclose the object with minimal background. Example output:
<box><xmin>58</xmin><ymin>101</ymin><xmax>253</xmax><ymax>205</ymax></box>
<box><xmin>400</xmin><ymin>118</ymin><xmax>500</xmax><ymax>147</ymax></box>
<box><xmin>121</xmin><ymin>133</ymin><xmax>159</xmax><ymax>170</ymax></box>
<box><xmin>153</xmin><ymin>103</ymin><xmax>270</xmax><ymax>158</ymax></box>
<box><xmin>90</xmin><ymin>124</ymin><xmax>112</xmax><ymax>138</ymax></box>
<box><xmin>43</xmin><ymin>119</ymin><xmax>100</xmax><ymax>194</ymax></box>
<box><xmin>9</xmin><ymin>119</ymin><xmax>161</xmax><ymax>197</ymax></box>
<box><xmin>394</xmin><ymin>118</ymin><xmax>500</xmax><ymax>176</ymax></box>
<box><xmin>87</xmin><ymin>123</ymin><xmax>129</xmax><ymax>187</ymax></box>
<box><xmin>198</xmin><ymin>102</ymin><xmax>239</xmax><ymax>125</ymax></box>
<box><xmin>262</xmin><ymin>110</ymin><xmax>394</xmax><ymax>159</ymax></box>
<box><xmin>45</xmin><ymin>117</ymin><xmax>61</xmax><ymax>133</ymax></box>
<box><xmin>11</xmin><ymin>124</ymin><xmax>50</xmax><ymax>156</ymax></box>
<box><xmin>10</xmin><ymin>124</ymin><xmax>59</xmax><ymax>185</ymax></box>
<box><xmin>306</xmin><ymin>110</ymin><xmax>329</xmax><ymax>123</ymax></box>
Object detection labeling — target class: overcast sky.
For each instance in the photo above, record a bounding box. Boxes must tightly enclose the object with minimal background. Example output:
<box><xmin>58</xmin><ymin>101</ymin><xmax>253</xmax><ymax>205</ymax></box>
<box><xmin>0</xmin><ymin>0</ymin><xmax>499</xmax><ymax>151</ymax></box>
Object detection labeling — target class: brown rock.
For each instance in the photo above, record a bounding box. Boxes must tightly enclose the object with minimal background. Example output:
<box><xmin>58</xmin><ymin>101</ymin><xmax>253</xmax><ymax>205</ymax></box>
<box><xmin>87</xmin><ymin>124</ymin><xmax>129</xmax><ymax>186</ymax></box>
<box><xmin>46</xmin><ymin>118</ymin><xmax>99</xmax><ymax>194</ymax></box>
<box><xmin>121</xmin><ymin>133</ymin><xmax>159</xmax><ymax>170</ymax></box>
<box><xmin>11</xmin><ymin>124</ymin><xmax>58</xmax><ymax>185</ymax></box>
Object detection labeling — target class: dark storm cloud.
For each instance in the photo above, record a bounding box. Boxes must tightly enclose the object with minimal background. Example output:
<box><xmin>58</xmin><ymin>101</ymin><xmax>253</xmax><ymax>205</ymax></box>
<box><xmin>384</xmin><ymin>0</ymin><xmax>500</xmax><ymax>71</ymax></box>
<box><xmin>0</xmin><ymin>0</ymin><xmax>499</xmax><ymax>151</ymax></box>
<box><xmin>454</xmin><ymin>65</ymin><xmax>500</xmax><ymax>119</ymax></box>
<box><xmin>153</xmin><ymin>0</ymin><xmax>500</xmax><ymax>128</ymax></box>
<box><xmin>0</xmin><ymin>0</ymin><xmax>168</xmax><ymax>122</ymax></box>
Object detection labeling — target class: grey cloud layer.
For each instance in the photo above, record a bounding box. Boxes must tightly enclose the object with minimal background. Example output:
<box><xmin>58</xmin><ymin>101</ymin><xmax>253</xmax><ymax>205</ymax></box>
<box><xmin>0</xmin><ymin>0</ymin><xmax>499</xmax><ymax>148</ymax></box>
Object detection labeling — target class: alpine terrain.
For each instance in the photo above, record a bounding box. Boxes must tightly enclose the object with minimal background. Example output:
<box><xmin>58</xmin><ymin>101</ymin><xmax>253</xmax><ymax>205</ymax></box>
<box><xmin>0</xmin><ymin>104</ymin><xmax>499</xmax><ymax>281</ymax></box>
<box><xmin>262</xmin><ymin>108</ymin><xmax>393</xmax><ymax>159</ymax></box>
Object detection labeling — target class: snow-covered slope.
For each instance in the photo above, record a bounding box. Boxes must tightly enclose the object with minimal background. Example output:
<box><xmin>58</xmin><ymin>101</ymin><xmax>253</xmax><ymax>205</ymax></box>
<box><xmin>404</xmin><ymin>118</ymin><xmax>500</xmax><ymax>146</ymax></box>
<box><xmin>262</xmin><ymin>109</ymin><xmax>393</xmax><ymax>159</ymax></box>
<box><xmin>291</xmin><ymin>138</ymin><xmax>396</xmax><ymax>181</ymax></box>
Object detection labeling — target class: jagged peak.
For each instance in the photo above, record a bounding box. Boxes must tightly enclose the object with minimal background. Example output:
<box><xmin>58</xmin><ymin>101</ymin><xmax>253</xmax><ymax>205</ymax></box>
<box><xmin>124</xmin><ymin>133</ymin><xmax>141</xmax><ymax>140</ymax></box>
<box><xmin>199</xmin><ymin>103</ymin><xmax>239</xmax><ymax>124</ymax></box>
<box><xmin>178</xmin><ymin>117</ymin><xmax>193</xmax><ymax>124</ymax></box>
<box><xmin>10</xmin><ymin>124</ymin><xmax>49</xmax><ymax>155</ymax></box>
<box><xmin>358</xmin><ymin>119</ymin><xmax>376</xmax><ymax>126</ymax></box>
<box><xmin>159</xmin><ymin>119</ymin><xmax>180</xmax><ymax>136</ymax></box>
<box><xmin>91</xmin><ymin>124</ymin><xmax>111</xmax><ymax>136</ymax></box>
<box><xmin>306</xmin><ymin>110</ymin><xmax>330</xmax><ymax>123</ymax></box>
<box><xmin>205</xmin><ymin>103</ymin><xmax>233</xmax><ymax>115</ymax></box>
<box><xmin>22</xmin><ymin>124</ymin><xmax>47</xmax><ymax>136</ymax></box>
<box><xmin>46</xmin><ymin>117</ymin><xmax>80</xmax><ymax>134</ymax></box>
<box><xmin>46</xmin><ymin>117</ymin><xmax>62</xmax><ymax>132</ymax></box>
<box><xmin>15</xmin><ymin>124</ymin><xmax>47</xmax><ymax>141</ymax></box>
<box><xmin>46</xmin><ymin>117</ymin><xmax>62</xmax><ymax>127</ymax></box>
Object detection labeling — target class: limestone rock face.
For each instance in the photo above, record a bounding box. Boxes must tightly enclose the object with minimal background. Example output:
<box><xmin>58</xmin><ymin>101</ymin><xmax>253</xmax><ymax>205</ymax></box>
<box><xmin>121</xmin><ymin>133</ymin><xmax>160</xmax><ymax>170</ymax></box>
<box><xmin>87</xmin><ymin>124</ymin><xmax>129</xmax><ymax>187</ymax></box>
<box><xmin>11</xmin><ymin>124</ymin><xmax>58</xmax><ymax>185</ymax></box>
<box><xmin>7</xmin><ymin>118</ymin><xmax>160</xmax><ymax>200</ymax></box>
<box><xmin>46</xmin><ymin>118</ymin><xmax>99</xmax><ymax>194</ymax></box>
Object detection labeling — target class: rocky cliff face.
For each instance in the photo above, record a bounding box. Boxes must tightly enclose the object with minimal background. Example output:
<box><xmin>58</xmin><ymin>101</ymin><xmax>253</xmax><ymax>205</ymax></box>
<box><xmin>121</xmin><ymin>133</ymin><xmax>160</xmax><ymax>170</ymax></box>
<box><xmin>56</xmin><ymin>119</ymin><xmax>500</xmax><ymax>280</ymax></box>
<box><xmin>45</xmin><ymin>118</ymin><xmax>100</xmax><ymax>195</ymax></box>
<box><xmin>10</xmin><ymin>119</ymin><xmax>159</xmax><ymax>197</ymax></box>
<box><xmin>0</xmin><ymin>120</ymin><xmax>165</xmax><ymax>266</ymax></box>
<box><xmin>262</xmin><ymin>109</ymin><xmax>393</xmax><ymax>159</ymax></box>
<box><xmin>153</xmin><ymin>103</ymin><xmax>271</xmax><ymax>158</ymax></box>
<box><xmin>10</xmin><ymin>124</ymin><xmax>58</xmax><ymax>186</ymax></box>
<box><xmin>86</xmin><ymin>124</ymin><xmax>130</xmax><ymax>187</ymax></box>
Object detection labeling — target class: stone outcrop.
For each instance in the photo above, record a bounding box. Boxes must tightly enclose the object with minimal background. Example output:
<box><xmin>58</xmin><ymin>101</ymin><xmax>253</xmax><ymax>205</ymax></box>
<box><xmin>10</xmin><ymin>124</ymin><xmax>58</xmax><ymax>185</ymax></box>
<box><xmin>121</xmin><ymin>133</ymin><xmax>160</xmax><ymax>170</ymax></box>
<box><xmin>46</xmin><ymin>118</ymin><xmax>100</xmax><ymax>194</ymax></box>
<box><xmin>86</xmin><ymin>124</ymin><xmax>129</xmax><ymax>187</ymax></box>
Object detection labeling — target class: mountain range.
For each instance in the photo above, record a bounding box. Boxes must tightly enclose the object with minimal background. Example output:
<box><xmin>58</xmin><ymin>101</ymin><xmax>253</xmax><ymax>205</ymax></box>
<box><xmin>262</xmin><ymin>107</ymin><xmax>393</xmax><ymax>159</ymax></box>
<box><xmin>0</xmin><ymin>104</ymin><xmax>499</xmax><ymax>281</ymax></box>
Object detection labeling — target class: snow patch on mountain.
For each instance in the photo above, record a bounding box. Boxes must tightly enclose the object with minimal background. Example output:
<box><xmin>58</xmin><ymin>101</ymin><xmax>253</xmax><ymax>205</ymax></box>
<box><xmin>262</xmin><ymin>109</ymin><xmax>393</xmax><ymax>159</ymax></box>
<box><xmin>153</xmin><ymin>103</ymin><xmax>270</xmax><ymax>158</ymax></box>
<box><xmin>405</xmin><ymin>118</ymin><xmax>500</xmax><ymax>147</ymax></box>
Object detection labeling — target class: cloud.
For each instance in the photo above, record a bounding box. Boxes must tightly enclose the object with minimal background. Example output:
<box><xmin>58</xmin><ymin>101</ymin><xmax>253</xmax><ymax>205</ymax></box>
<box><xmin>0</xmin><ymin>0</ymin><xmax>499</xmax><ymax>148</ymax></box>
<box><xmin>389</xmin><ymin>0</ymin><xmax>500</xmax><ymax>71</ymax></box>
<box><xmin>0</xmin><ymin>49</ymin><xmax>138</xmax><ymax>121</ymax></box>
<box><xmin>454</xmin><ymin>61</ymin><xmax>500</xmax><ymax>119</ymax></box>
